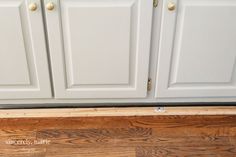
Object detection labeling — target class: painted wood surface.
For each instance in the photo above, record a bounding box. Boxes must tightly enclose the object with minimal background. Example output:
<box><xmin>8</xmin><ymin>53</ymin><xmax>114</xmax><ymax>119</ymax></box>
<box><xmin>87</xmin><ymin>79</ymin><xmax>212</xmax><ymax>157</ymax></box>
<box><xmin>0</xmin><ymin>0</ymin><xmax>52</xmax><ymax>99</ymax></box>
<box><xmin>45</xmin><ymin>0</ymin><xmax>153</xmax><ymax>99</ymax></box>
<box><xmin>156</xmin><ymin>0</ymin><xmax>236</xmax><ymax>98</ymax></box>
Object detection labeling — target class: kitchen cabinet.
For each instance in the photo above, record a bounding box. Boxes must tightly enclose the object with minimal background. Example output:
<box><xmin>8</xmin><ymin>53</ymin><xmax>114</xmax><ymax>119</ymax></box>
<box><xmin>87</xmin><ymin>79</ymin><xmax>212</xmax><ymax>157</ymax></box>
<box><xmin>44</xmin><ymin>0</ymin><xmax>153</xmax><ymax>98</ymax></box>
<box><xmin>0</xmin><ymin>0</ymin><xmax>51</xmax><ymax>99</ymax></box>
<box><xmin>0</xmin><ymin>0</ymin><xmax>236</xmax><ymax>105</ymax></box>
<box><xmin>155</xmin><ymin>0</ymin><xmax>236</xmax><ymax>98</ymax></box>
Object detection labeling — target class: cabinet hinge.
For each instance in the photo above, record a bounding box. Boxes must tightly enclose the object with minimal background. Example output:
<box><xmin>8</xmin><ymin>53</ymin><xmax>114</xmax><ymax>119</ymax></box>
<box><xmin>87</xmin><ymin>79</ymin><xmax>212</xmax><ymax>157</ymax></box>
<box><xmin>153</xmin><ymin>0</ymin><xmax>158</xmax><ymax>8</ymax></box>
<box><xmin>147</xmin><ymin>78</ymin><xmax>152</xmax><ymax>91</ymax></box>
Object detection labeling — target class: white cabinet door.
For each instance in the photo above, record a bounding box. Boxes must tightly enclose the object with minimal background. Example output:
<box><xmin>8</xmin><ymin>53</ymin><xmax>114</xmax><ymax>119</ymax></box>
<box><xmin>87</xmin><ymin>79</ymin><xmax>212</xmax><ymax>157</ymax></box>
<box><xmin>0</xmin><ymin>0</ymin><xmax>51</xmax><ymax>99</ymax></box>
<box><xmin>45</xmin><ymin>0</ymin><xmax>152</xmax><ymax>98</ymax></box>
<box><xmin>156</xmin><ymin>0</ymin><xmax>236</xmax><ymax>98</ymax></box>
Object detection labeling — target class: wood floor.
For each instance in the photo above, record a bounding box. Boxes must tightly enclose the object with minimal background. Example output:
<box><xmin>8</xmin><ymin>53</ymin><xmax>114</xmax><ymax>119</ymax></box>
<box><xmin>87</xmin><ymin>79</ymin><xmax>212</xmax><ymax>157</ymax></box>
<box><xmin>0</xmin><ymin>115</ymin><xmax>236</xmax><ymax>156</ymax></box>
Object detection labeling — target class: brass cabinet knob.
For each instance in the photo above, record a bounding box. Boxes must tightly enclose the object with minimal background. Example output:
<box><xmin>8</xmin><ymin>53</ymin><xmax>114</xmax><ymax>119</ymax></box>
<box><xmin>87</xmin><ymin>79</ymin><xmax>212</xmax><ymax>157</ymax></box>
<box><xmin>29</xmin><ymin>3</ymin><xmax>37</xmax><ymax>11</ymax></box>
<box><xmin>46</xmin><ymin>2</ymin><xmax>55</xmax><ymax>11</ymax></box>
<box><xmin>167</xmin><ymin>2</ymin><xmax>175</xmax><ymax>11</ymax></box>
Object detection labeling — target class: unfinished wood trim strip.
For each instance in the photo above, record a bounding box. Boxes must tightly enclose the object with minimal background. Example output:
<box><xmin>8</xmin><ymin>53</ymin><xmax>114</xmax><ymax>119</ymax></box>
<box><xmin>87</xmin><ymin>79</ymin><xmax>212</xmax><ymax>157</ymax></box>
<box><xmin>0</xmin><ymin>106</ymin><xmax>236</xmax><ymax>118</ymax></box>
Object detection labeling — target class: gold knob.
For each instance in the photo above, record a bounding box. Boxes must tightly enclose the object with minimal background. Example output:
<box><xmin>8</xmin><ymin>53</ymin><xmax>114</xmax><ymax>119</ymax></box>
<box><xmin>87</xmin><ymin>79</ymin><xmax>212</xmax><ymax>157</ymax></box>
<box><xmin>46</xmin><ymin>2</ymin><xmax>55</xmax><ymax>11</ymax></box>
<box><xmin>167</xmin><ymin>2</ymin><xmax>175</xmax><ymax>11</ymax></box>
<box><xmin>29</xmin><ymin>3</ymin><xmax>37</xmax><ymax>11</ymax></box>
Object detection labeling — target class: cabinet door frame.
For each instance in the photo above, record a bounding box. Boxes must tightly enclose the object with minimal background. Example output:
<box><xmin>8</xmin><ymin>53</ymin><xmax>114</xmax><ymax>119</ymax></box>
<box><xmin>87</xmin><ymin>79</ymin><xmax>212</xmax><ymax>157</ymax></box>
<box><xmin>0</xmin><ymin>0</ymin><xmax>52</xmax><ymax>99</ymax></box>
<box><xmin>45</xmin><ymin>0</ymin><xmax>153</xmax><ymax>99</ymax></box>
<box><xmin>155</xmin><ymin>0</ymin><xmax>236</xmax><ymax>98</ymax></box>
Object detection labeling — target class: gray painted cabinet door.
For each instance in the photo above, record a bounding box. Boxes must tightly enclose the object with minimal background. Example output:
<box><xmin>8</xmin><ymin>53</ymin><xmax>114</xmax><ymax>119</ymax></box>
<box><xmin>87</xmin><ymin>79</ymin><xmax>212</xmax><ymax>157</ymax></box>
<box><xmin>0</xmin><ymin>0</ymin><xmax>51</xmax><ymax>99</ymax></box>
<box><xmin>45</xmin><ymin>0</ymin><xmax>153</xmax><ymax>98</ymax></box>
<box><xmin>156</xmin><ymin>0</ymin><xmax>236</xmax><ymax>98</ymax></box>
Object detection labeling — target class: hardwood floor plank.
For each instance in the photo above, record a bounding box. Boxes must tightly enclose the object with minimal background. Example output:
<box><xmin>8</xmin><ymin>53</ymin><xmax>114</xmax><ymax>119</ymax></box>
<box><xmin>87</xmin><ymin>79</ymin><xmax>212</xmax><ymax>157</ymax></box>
<box><xmin>1</xmin><ymin>115</ymin><xmax>236</xmax><ymax>129</ymax></box>
<box><xmin>0</xmin><ymin>129</ymin><xmax>36</xmax><ymax>138</ymax></box>
<box><xmin>151</xmin><ymin>127</ymin><xmax>236</xmax><ymax>137</ymax></box>
<box><xmin>0</xmin><ymin>148</ymin><xmax>46</xmax><ymax>157</ymax></box>
<box><xmin>135</xmin><ymin>146</ymin><xmax>236</xmax><ymax>157</ymax></box>
<box><xmin>45</xmin><ymin>147</ymin><xmax>135</xmax><ymax>157</ymax></box>
<box><xmin>35</xmin><ymin>132</ymin><xmax>235</xmax><ymax>148</ymax></box>
<box><xmin>37</xmin><ymin>128</ymin><xmax>152</xmax><ymax>139</ymax></box>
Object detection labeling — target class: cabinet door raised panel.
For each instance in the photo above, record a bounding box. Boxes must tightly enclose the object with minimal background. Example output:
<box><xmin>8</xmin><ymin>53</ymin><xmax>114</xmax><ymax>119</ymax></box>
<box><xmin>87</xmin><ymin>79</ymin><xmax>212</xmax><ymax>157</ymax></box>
<box><xmin>156</xmin><ymin>0</ymin><xmax>236</xmax><ymax>98</ymax></box>
<box><xmin>0</xmin><ymin>0</ymin><xmax>51</xmax><ymax>99</ymax></box>
<box><xmin>45</xmin><ymin>0</ymin><xmax>152</xmax><ymax>98</ymax></box>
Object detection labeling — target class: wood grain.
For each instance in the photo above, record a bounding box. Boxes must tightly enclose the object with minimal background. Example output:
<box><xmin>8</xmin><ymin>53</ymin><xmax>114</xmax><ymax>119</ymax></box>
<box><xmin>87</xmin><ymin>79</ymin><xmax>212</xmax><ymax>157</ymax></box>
<box><xmin>0</xmin><ymin>106</ymin><xmax>236</xmax><ymax>118</ymax></box>
<box><xmin>0</xmin><ymin>115</ymin><xmax>236</xmax><ymax>156</ymax></box>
